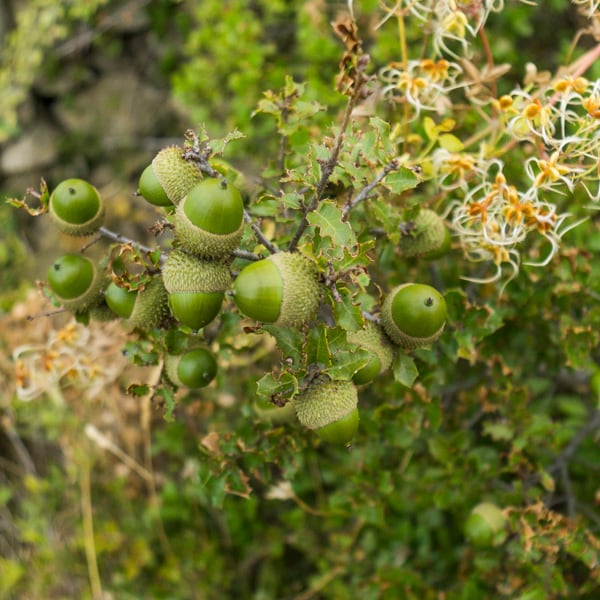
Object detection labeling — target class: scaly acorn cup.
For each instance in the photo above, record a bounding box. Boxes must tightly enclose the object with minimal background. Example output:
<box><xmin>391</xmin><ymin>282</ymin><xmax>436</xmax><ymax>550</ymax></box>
<box><xmin>233</xmin><ymin>252</ymin><xmax>320</xmax><ymax>327</ymax></box>
<box><xmin>165</xmin><ymin>347</ymin><xmax>218</xmax><ymax>388</ymax></box>
<box><xmin>174</xmin><ymin>178</ymin><xmax>244</xmax><ymax>259</ymax></box>
<box><xmin>126</xmin><ymin>276</ymin><xmax>170</xmax><ymax>330</ymax></box>
<box><xmin>47</xmin><ymin>254</ymin><xmax>106</xmax><ymax>312</ymax></box>
<box><xmin>137</xmin><ymin>164</ymin><xmax>173</xmax><ymax>207</ymax></box>
<box><xmin>464</xmin><ymin>502</ymin><xmax>508</xmax><ymax>548</ymax></box>
<box><xmin>347</xmin><ymin>322</ymin><xmax>395</xmax><ymax>385</ymax></box>
<box><xmin>398</xmin><ymin>208</ymin><xmax>451</xmax><ymax>259</ymax></box>
<box><xmin>294</xmin><ymin>378</ymin><xmax>359</xmax><ymax>445</ymax></box>
<box><xmin>151</xmin><ymin>145</ymin><xmax>203</xmax><ymax>205</ymax></box>
<box><xmin>381</xmin><ymin>283</ymin><xmax>447</xmax><ymax>350</ymax></box>
<box><xmin>49</xmin><ymin>178</ymin><xmax>104</xmax><ymax>236</ymax></box>
<box><xmin>162</xmin><ymin>249</ymin><xmax>231</xmax><ymax>330</ymax></box>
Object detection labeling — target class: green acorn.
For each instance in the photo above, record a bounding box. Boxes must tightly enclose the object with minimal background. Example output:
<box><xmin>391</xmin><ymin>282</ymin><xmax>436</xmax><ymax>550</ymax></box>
<box><xmin>381</xmin><ymin>283</ymin><xmax>447</xmax><ymax>350</ymax></box>
<box><xmin>126</xmin><ymin>276</ymin><xmax>170</xmax><ymax>330</ymax></box>
<box><xmin>294</xmin><ymin>378</ymin><xmax>359</xmax><ymax>445</ymax></box>
<box><xmin>103</xmin><ymin>281</ymin><xmax>138</xmax><ymax>319</ymax></box>
<box><xmin>165</xmin><ymin>347</ymin><xmax>218</xmax><ymax>388</ymax></box>
<box><xmin>398</xmin><ymin>209</ymin><xmax>451</xmax><ymax>259</ymax></box>
<box><xmin>162</xmin><ymin>249</ymin><xmax>231</xmax><ymax>330</ymax></box>
<box><xmin>464</xmin><ymin>502</ymin><xmax>508</xmax><ymax>548</ymax></box>
<box><xmin>49</xmin><ymin>178</ymin><xmax>105</xmax><ymax>236</ymax></box>
<box><xmin>151</xmin><ymin>146</ymin><xmax>203</xmax><ymax>205</ymax></box>
<box><xmin>137</xmin><ymin>164</ymin><xmax>173</xmax><ymax>207</ymax></box>
<box><xmin>174</xmin><ymin>178</ymin><xmax>244</xmax><ymax>259</ymax></box>
<box><xmin>233</xmin><ymin>252</ymin><xmax>320</xmax><ymax>328</ymax></box>
<box><xmin>347</xmin><ymin>322</ymin><xmax>395</xmax><ymax>385</ymax></box>
<box><xmin>47</xmin><ymin>254</ymin><xmax>106</xmax><ymax>312</ymax></box>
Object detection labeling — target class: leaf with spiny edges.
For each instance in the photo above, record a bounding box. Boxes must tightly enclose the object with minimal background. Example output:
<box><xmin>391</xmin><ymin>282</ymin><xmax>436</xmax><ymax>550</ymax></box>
<box><xmin>367</xmin><ymin>197</ymin><xmax>402</xmax><ymax>243</ymax></box>
<box><xmin>263</xmin><ymin>324</ymin><xmax>304</xmax><ymax>367</ymax></box>
<box><xmin>307</xmin><ymin>200</ymin><xmax>357</xmax><ymax>259</ymax></box>
<box><xmin>393</xmin><ymin>353</ymin><xmax>419</xmax><ymax>388</ymax></box>
<box><xmin>256</xmin><ymin>371</ymin><xmax>299</xmax><ymax>402</ymax></box>
<box><xmin>381</xmin><ymin>167</ymin><xmax>419</xmax><ymax>195</ymax></box>
<box><xmin>333</xmin><ymin>285</ymin><xmax>365</xmax><ymax>332</ymax></box>
<box><xmin>325</xmin><ymin>346</ymin><xmax>371</xmax><ymax>381</ymax></box>
<box><xmin>154</xmin><ymin>385</ymin><xmax>176</xmax><ymax>422</ymax></box>
<box><xmin>305</xmin><ymin>325</ymin><xmax>332</xmax><ymax>369</ymax></box>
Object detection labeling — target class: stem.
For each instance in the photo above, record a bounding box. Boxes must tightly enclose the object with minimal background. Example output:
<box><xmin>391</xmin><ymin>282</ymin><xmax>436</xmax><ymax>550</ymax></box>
<box><xmin>341</xmin><ymin>159</ymin><xmax>400</xmax><ymax>219</ymax></box>
<box><xmin>288</xmin><ymin>95</ymin><xmax>357</xmax><ymax>251</ymax></box>
<box><xmin>397</xmin><ymin>11</ymin><xmax>410</xmax><ymax>154</ymax></box>
<box><xmin>80</xmin><ymin>457</ymin><xmax>103</xmax><ymax>600</ymax></box>
<box><xmin>244</xmin><ymin>210</ymin><xmax>278</xmax><ymax>254</ymax></box>
<box><xmin>97</xmin><ymin>226</ymin><xmax>165</xmax><ymax>259</ymax></box>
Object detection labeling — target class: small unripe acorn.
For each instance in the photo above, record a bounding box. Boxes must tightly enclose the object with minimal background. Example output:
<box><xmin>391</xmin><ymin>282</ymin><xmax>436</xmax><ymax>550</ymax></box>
<box><xmin>233</xmin><ymin>252</ymin><xmax>320</xmax><ymax>327</ymax></box>
<box><xmin>294</xmin><ymin>378</ymin><xmax>359</xmax><ymax>445</ymax></box>
<box><xmin>398</xmin><ymin>208</ymin><xmax>451</xmax><ymax>259</ymax></box>
<box><xmin>381</xmin><ymin>283</ymin><xmax>447</xmax><ymax>350</ymax></box>
<box><xmin>151</xmin><ymin>146</ymin><xmax>203</xmax><ymax>205</ymax></box>
<box><xmin>162</xmin><ymin>249</ymin><xmax>231</xmax><ymax>330</ymax></box>
<box><xmin>347</xmin><ymin>322</ymin><xmax>395</xmax><ymax>385</ymax></box>
<box><xmin>49</xmin><ymin>178</ymin><xmax>104</xmax><ymax>236</ymax></box>
<box><xmin>104</xmin><ymin>281</ymin><xmax>138</xmax><ymax>319</ymax></box>
<box><xmin>137</xmin><ymin>164</ymin><xmax>173</xmax><ymax>207</ymax></box>
<box><xmin>174</xmin><ymin>178</ymin><xmax>244</xmax><ymax>259</ymax></box>
<box><xmin>464</xmin><ymin>502</ymin><xmax>508</xmax><ymax>548</ymax></box>
<box><xmin>127</xmin><ymin>276</ymin><xmax>170</xmax><ymax>330</ymax></box>
<box><xmin>165</xmin><ymin>347</ymin><xmax>218</xmax><ymax>388</ymax></box>
<box><xmin>47</xmin><ymin>254</ymin><xmax>105</xmax><ymax>312</ymax></box>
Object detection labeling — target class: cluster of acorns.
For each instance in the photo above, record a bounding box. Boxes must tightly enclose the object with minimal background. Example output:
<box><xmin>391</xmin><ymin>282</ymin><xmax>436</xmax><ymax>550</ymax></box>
<box><xmin>44</xmin><ymin>146</ymin><xmax>449</xmax><ymax>446</ymax></box>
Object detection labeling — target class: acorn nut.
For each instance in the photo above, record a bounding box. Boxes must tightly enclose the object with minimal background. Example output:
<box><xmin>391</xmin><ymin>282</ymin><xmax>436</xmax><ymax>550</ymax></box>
<box><xmin>381</xmin><ymin>283</ymin><xmax>447</xmax><ymax>350</ymax></box>
<box><xmin>294</xmin><ymin>378</ymin><xmax>359</xmax><ymax>445</ymax></box>
<box><xmin>49</xmin><ymin>178</ymin><xmax>104</xmax><ymax>236</ymax></box>
<box><xmin>174</xmin><ymin>178</ymin><xmax>244</xmax><ymax>259</ymax></box>
<box><xmin>464</xmin><ymin>502</ymin><xmax>508</xmax><ymax>548</ymax></box>
<box><xmin>47</xmin><ymin>254</ymin><xmax>105</xmax><ymax>313</ymax></box>
<box><xmin>165</xmin><ymin>347</ymin><xmax>218</xmax><ymax>388</ymax></box>
<box><xmin>233</xmin><ymin>252</ymin><xmax>320</xmax><ymax>328</ymax></box>
<box><xmin>137</xmin><ymin>164</ymin><xmax>173</xmax><ymax>207</ymax></box>
<box><xmin>162</xmin><ymin>249</ymin><xmax>231</xmax><ymax>330</ymax></box>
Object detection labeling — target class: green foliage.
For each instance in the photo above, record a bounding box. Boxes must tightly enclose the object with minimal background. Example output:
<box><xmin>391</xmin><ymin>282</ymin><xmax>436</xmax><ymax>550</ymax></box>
<box><xmin>2</xmin><ymin>1</ymin><xmax>600</xmax><ymax>599</ymax></box>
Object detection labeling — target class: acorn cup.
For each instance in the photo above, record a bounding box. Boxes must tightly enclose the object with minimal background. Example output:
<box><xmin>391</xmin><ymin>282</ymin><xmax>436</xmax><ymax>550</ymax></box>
<box><xmin>398</xmin><ymin>208</ymin><xmax>451</xmax><ymax>259</ymax></box>
<box><xmin>150</xmin><ymin>145</ymin><xmax>203</xmax><ymax>205</ymax></box>
<box><xmin>464</xmin><ymin>502</ymin><xmax>508</xmax><ymax>548</ymax></box>
<box><xmin>347</xmin><ymin>321</ymin><xmax>395</xmax><ymax>385</ymax></box>
<box><xmin>47</xmin><ymin>254</ymin><xmax>106</xmax><ymax>313</ymax></box>
<box><xmin>165</xmin><ymin>347</ymin><xmax>218</xmax><ymax>388</ymax></box>
<box><xmin>174</xmin><ymin>178</ymin><xmax>245</xmax><ymax>259</ymax></box>
<box><xmin>233</xmin><ymin>252</ymin><xmax>321</xmax><ymax>328</ymax></box>
<box><xmin>294</xmin><ymin>377</ymin><xmax>359</xmax><ymax>445</ymax></box>
<box><xmin>162</xmin><ymin>249</ymin><xmax>231</xmax><ymax>330</ymax></box>
<box><xmin>381</xmin><ymin>283</ymin><xmax>447</xmax><ymax>350</ymax></box>
<box><xmin>104</xmin><ymin>276</ymin><xmax>169</xmax><ymax>330</ymax></box>
<box><xmin>49</xmin><ymin>178</ymin><xmax>105</xmax><ymax>236</ymax></box>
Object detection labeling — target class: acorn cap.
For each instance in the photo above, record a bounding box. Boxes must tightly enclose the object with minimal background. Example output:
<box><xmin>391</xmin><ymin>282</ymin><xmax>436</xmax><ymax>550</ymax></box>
<box><xmin>49</xmin><ymin>178</ymin><xmax>105</xmax><ymax>236</ymax></box>
<box><xmin>347</xmin><ymin>321</ymin><xmax>395</xmax><ymax>384</ymax></box>
<box><xmin>381</xmin><ymin>283</ymin><xmax>446</xmax><ymax>350</ymax></box>
<box><xmin>294</xmin><ymin>378</ymin><xmax>358</xmax><ymax>432</ymax></box>
<box><xmin>162</xmin><ymin>249</ymin><xmax>231</xmax><ymax>293</ymax></box>
<box><xmin>151</xmin><ymin>145</ymin><xmax>203</xmax><ymax>205</ymax></box>
<box><xmin>174</xmin><ymin>178</ymin><xmax>244</xmax><ymax>259</ymax></box>
<box><xmin>233</xmin><ymin>252</ymin><xmax>321</xmax><ymax>327</ymax></box>
<box><xmin>464</xmin><ymin>502</ymin><xmax>507</xmax><ymax>548</ymax></box>
<box><xmin>47</xmin><ymin>254</ymin><xmax>106</xmax><ymax>312</ymax></box>
<box><xmin>398</xmin><ymin>209</ymin><xmax>449</xmax><ymax>258</ymax></box>
<box><xmin>127</xmin><ymin>276</ymin><xmax>170</xmax><ymax>330</ymax></box>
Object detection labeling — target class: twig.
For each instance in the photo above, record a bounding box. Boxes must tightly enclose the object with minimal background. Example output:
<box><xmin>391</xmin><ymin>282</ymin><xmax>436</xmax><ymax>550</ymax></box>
<box><xmin>80</xmin><ymin>457</ymin><xmax>103</xmax><ymax>600</ymax></box>
<box><xmin>341</xmin><ymin>159</ymin><xmax>399</xmax><ymax>220</ymax></box>
<box><xmin>244</xmin><ymin>210</ymin><xmax>278</xmax><ymax>254</ymax></box>
<box><xmin>232</xmin><ymin>249</ymin><xmax>262</xmax><ymax>262</ymax></box>
<box><xmin>97</xmin><ymin>226</ymin><xmax>164</xmax><ymax>259</ymax></box>
<box><xmin>287</xmin><ymin>94</ymin><xmax>358</xmax><ymax>252</ymax></box>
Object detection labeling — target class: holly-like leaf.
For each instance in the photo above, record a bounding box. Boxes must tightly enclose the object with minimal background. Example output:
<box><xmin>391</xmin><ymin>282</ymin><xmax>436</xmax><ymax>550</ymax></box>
<box><xmin>308</xmin><ymin>200</ymin><xmax>357</xmax><ymax>259</ymax></box>
<box><xmin>325</xmin><ymin>347</ymin><xmax>371</xmax><ymax>381</ymax></box>
<box><xmin>333</xmin><ymin>286</ymin><xmax>365</xmax><ymax>331</ymax></box>
<box><xmin>305</xmin><ymin>325</ymin><xmax>332</xmax><ymax>368</ymax></box>
<box><xmin>382</xmin><ymin>167</ymin><xmax>419</xmax><ymax>195</ymax></box>
<box><xmin>256</xmin><ymin>372</ymin><xmax>299</xmax><ymax>401</ymax></box>
<box><xmin>393</xmin><ymin>353</ymin><xmax>419</xmax><ymax>387</ymax></box>
<box><xmin>263</xmin><ymin>324</ymin><xmax>304</xmax><ymax>366</ymax></box>
<box><xmin>154</xmin><ymin>385</ymin><xmax>176</xmax><ymax>422</ymax></box>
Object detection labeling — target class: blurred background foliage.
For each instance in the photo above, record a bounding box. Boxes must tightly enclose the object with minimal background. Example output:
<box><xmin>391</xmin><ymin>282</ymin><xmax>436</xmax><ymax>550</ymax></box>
<box><xmin>1</xmin><ymin>1</ymin><xmax>599</xmax><ymax>599</ymax></box>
